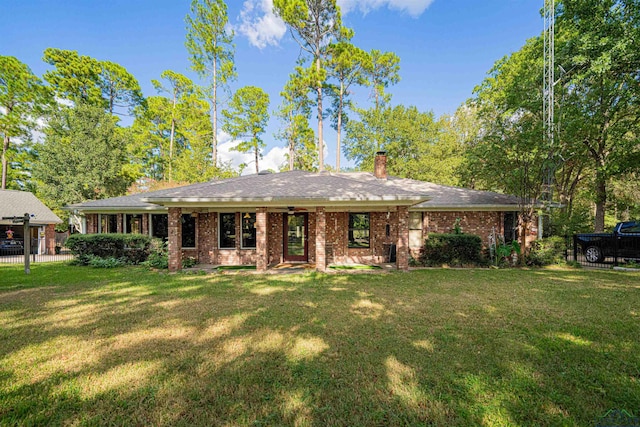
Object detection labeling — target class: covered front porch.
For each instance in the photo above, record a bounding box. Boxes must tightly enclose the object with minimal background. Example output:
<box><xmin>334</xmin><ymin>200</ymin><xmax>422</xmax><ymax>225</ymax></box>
<box><xmin>166</xmin><ymin>205</ymin><xmax>411</xmax><ymax>273</ymax></box>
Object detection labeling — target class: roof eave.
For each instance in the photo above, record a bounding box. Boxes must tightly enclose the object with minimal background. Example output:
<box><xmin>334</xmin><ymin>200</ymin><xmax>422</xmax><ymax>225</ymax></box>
<box><xmin>143</xmin><ymin>196</ymin><xmax>429</xmax><ymax>208</ymax></box>
<box><xmin>63</xmin><ymin>205</ymin><xmax>167</xmax><ymax>213</ymax></box>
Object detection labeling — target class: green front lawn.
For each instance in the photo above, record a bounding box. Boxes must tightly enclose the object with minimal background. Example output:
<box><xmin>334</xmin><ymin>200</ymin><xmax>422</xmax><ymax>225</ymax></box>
<box><xmin>0</xmin><ymin>264</ymin><xmax>639</xmax><ymax>426</ymax></box>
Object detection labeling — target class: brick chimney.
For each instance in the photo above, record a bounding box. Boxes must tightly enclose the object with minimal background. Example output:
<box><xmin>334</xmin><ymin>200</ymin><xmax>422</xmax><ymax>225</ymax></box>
<box><xmin>374</xmin><ymin>151</ymin><xmax>387</xmax><ymax>179</ymax></box>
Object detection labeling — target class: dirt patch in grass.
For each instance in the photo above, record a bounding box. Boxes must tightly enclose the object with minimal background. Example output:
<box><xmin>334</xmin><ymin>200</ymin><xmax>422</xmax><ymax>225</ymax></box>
<box><xmin>0</xmin><ymin>264</ymin><xmax>639</xmax><ymax>426</ymax></box>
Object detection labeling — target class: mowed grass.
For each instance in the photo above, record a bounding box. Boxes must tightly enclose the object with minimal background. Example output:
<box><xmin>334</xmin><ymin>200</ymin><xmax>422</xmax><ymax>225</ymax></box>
<box><xmin>0</xmin><ymin>264</ymin><xmax>639</xmax><ymax>426</ymax></box>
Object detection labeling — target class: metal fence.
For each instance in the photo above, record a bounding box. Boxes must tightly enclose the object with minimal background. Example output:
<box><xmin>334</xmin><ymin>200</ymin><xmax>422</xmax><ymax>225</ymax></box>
<box><xmin>0</xmin><ymin>236</ymin><xmax>73</xmax><ymax>265</ymax></box>
<box><xmin>567</xmin><ymin>234</ymin><xmax>640</xmax><ymax>269</ymax></box>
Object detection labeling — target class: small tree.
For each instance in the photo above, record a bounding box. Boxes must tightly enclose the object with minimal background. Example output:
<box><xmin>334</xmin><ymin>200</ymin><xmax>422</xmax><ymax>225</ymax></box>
<box><xmin>222</xmin><ymin>86</ymin><xmax>270</xmax><ymax>174</ymax></box>
<box><xmin>185</xmin><ymin>0</ymin><xmax>236</xmax><ymax>168</ymax></box>
<box><xmin>152</xmin><ymin>70</ymin><xmax>196</xmax><ymax>181</ymax></box>
<box><xmin>0</xmin><ymin>56</ymin><xmax>49</xmax><ymax>189</ymax></box>
<box><xmin>274</xmin><ymin>0</ymin><xmax>342</xmax><ymax>171</ymax></box>
<box><xmin>326</xmin><ymin>30</ymin><xmax>368</xmax><ymax>171</ymax></box>
<box><xmin>276</xmin><ymin>67</ymin><xmax>317</xmax><ymax>171</ymax></box>
<box><xmin>33</xmin><ymin>103</ymin><xmax>134</xmax><ymax>222</ymax></box>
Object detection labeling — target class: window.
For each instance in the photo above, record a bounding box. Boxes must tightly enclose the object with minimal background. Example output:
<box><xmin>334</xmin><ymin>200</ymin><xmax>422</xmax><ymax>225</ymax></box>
<box><xmin>151</xmin><ymin>214</ymin><xmax>168</xmax><ymax>240</ymax></box>
<box><xmin>241</xmin><ymin>213</ymin><xmax>257</xmax><ymax>248</ymax></box>
<box><xmin>504</xmin><ymin>212</ymin><xmax>518</xmax><ymax>243</ymax></box>
<box><xmin>181</xmin><ymin>214</ymin><xmax>196</xmax><ymax>248</ymax></box>
<box><xmin>220</xmin><ymin>213</ymin><xmax>236</xmax><ymax>249</ymax></box>
<box><xmin>126</xmin><ymin>214</ymin><xmax>142</xmax><ymax>234</ymax></box>
<box><xmin>409</xmin><ymin>212</ymin><xmax>423</xmax><ymax>248</ymax></box>
<box><xmin>620</xmin><ymin>222</ymin><xmax>640</xmax><ymax>234</ymax></box>
<box><xmin>348</xmin><ymin>213</ymin><xmax>370</xmax><ymax>248</ymax></box>
<box><xmin>100</xmin><ymin>214</ymin><xmax>118</xmax><ymax>233</ymax></box>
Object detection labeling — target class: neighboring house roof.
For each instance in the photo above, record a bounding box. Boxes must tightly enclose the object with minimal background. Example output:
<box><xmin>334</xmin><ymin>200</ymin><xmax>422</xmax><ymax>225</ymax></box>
<box><xmin>0</xmin><ymin>190</ymin><xmax>63</xmax><ymax>225</ymax></box>
<box><xmin>66</xmin><ymin>170</ymin><xmax>528</xmax><ymax>213</ymax></box>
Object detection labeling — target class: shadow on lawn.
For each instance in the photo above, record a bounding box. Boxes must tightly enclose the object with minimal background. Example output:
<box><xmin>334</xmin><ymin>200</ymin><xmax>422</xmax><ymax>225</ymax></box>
<box><xmin>0</xmin><ymin>265</ymin><xmax>639</xmax><ymax>426</ymax></box>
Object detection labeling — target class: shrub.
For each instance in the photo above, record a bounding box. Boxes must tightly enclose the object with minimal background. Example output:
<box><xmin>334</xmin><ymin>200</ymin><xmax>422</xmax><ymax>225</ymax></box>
<box><xmin>86</xmin><ymin>255</ymin><xmax>127</xmax><ymax>268</ymax></box>
<box><xmin>143</xmin><ymin>239</ymin><xmax>169</xmax><ymax>269</ymax></box>
<box><xmin>66</xmin><ymin>233</ymin><xmax>152</xmax><ymax>266</ymax></box>
<box><xmin>182</xmin><ymin>256</ymin><xmax>197</xmax><ymax>268</ymax></box>
<box><xmin>526</xmin><ymin>236</ymin><xmax>566</xmax><ymax>266</ymax></box>
<box><xmin>419</xmin><ymin>233</ymin><xmax>484</xmax><ymax>266</ymax></box>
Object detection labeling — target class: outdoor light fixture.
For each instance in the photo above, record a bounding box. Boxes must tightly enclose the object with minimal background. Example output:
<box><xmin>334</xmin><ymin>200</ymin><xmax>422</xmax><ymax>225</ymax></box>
<box><xmin>287</xmin><ymin>207</ymin><xmax>295</xmax><ymax>215</ymax></box>
<box><xmin>243</xmin><ymin>212</ymin><xmax>251</xmax><ymax>219</ymax></box>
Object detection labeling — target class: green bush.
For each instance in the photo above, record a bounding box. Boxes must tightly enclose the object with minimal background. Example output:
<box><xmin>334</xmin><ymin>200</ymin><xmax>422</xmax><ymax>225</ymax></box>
<box><xmin>419</xmin><ymin>233</ymin><xmax>484</xmax><ymax>266</ymax></box>
<box><xmin>143</xmin><ymin>239</ymin><xmax>169</xmax><ymax>269</ymax></box>
<box><xmin>87</xmin><ymin>255</ymin><xmax>127</xmax><ymax>268</ymax></box>
<box><xmin>182</xmin><ymin>256</ymin><xmax>197</xmax><ymax>268</ymax></box>
<box><xmin>66</xmin><ymin>233</ymin><xmax>152</xmax><ymax>266</ymax></box>
<box><xmin>526</xmin><ymin>236</ymin><xmax>567</xmax><ymax>266</ymax></box>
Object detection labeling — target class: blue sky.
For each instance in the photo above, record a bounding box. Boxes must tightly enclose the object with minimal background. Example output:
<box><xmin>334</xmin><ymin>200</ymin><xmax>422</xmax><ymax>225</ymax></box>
<box><xmin>3</xmin><ymin>0</ymin><xmax>542</xmax><ymax>172</ymax></box>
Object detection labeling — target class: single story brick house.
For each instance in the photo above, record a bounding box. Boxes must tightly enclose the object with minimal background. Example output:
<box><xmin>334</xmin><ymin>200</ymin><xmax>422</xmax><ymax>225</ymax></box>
<box><xmin>67</xmin><ymin>153</ymin><xmax>526</xmax><ymax>272</ymax></box>
<box><xmin>0</xmin><ymin>189</ymin><xmax>63</xmax><ymax>255</ymax></box>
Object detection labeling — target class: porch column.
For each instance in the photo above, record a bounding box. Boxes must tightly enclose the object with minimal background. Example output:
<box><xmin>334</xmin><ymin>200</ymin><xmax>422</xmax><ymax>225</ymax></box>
<box><xmin>316</xmin><ymin>207</ymin><xmax>326</xmax><ymax>272</ymax></box>
<box><xmin>168</xmin><ymin>207</ymin><xmax>182</xmax><ymax>272</ymax></box>
<box><xmin>142</xmin><ymin>213</ymin><xmax>149</xmax><ymax>235</ymax></box>
<box><xmin>45</xmin><ymin>224</ymin><xmax>55</xmax><ymax>255</ymax></box>
<box><xmin>397</xmin><ymin>206</ymin><xmax>409</xmax><ymax>271</ymax></box>
<box><xmin>256</xmin><ymin>208</ymin><xmax>268</xmax><ymax>272</ymax></box>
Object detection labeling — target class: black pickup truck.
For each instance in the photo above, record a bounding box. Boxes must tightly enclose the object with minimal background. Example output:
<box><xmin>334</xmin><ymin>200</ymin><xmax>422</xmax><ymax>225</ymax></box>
<box><xmin>576</xmin><ymin>221</ymin><xmax>640</xmax><ymax>263</ymax></box>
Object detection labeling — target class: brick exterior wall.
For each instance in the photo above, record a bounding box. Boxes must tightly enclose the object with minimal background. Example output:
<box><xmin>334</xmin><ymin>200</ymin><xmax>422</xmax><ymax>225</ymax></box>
<box><xmin>424</xmin><ymin>211</ymin><xmax>504</xmax><ymax>245</ymax></box>
<box><xmin>324</xmin><ymin>211</ymin><xmax>399</xmax><ymax>265</ymax></box>
<box><xmin>45</xmin><ymin>224</ymin><xmax>56</xmax><ymax>254</ymax></box>
<box><xmin>397</xmin><ymin>206</ymin><xmax>409</xmax><ymax>270</ymax></box>
<box><xmin>197</xmin><ymin>212</ymin><xmax>216</xmax><ymax>264</ymax></box>
<box><xmin>268</xmin><ymin>212</ymin><xmax>284</xmax><ymax>264</ymax></box>
<box><xmin>82</xmin><ymin>208</ymin><xmax>512</xmax><ymax>270</ymax></box>
<box><xmin>168</xmin><ymin>208</ymin><xmax>182</xmax><ymax>271</ymax></box>
<box><xmin>142</xmin><ymin>214</ymin><xmax>149</xmax><ymax>235</ymax></box>
<box><xmin>86</xmin><ymin>214</ymin><xmax>98</xmax><ymax>234</ymax></box>
<box><xmin>256</xmin><ymin>208</ymin><xmax>268</xmax><ymax>271</ymax></box>
<box><xmin>315</xmin><ymin>207</ymin><xmax>326</xmax><ymax>271</ymax></box>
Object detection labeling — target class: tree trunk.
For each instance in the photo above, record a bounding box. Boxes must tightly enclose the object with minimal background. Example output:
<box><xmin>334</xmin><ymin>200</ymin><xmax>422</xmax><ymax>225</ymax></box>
<box><xmin>1</xmin><ymin>134</ymin><xmax>9</xmax><ymax>189</ymax></box>
<box><xmin>212</xmin><ymin>61</ymin><xmax>218</xmax><ymax>168</ymax></box>
<box><xmin>169</xmin><ymin>90</ymin><xmax>177</xmax><ymax>182</ymax></box>
<box><xmin>316</xmin><ymin>56</ymin><xmax>324</xmax><ymax>172</ymax></box>
<box><xmin>594</xmin><ymin>172</ymin><xmax>607</xmax><ymax>232</ymax></box>
<box><xmin>336</xmin><ymin>82</ymin><xmax>344</xmax><ymax>172</ymax></box>
<box><xmin>255</xmin><ymin>141</ymin><xmax>259</xmax><ymax>174</ymax></box>
<box><xmin>288</xmin><ymin>110</ymin><xmax>295</xmax><ymax>171</ymax></box>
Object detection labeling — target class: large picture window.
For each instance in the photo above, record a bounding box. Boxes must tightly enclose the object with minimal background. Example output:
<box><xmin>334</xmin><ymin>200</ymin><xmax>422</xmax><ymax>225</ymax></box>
<box><xmin>182</xmin><ymin>214</ymin><xmax>196</xmax><ymax>248</ymax></box>
<box><xmin>100</xmin><ymin>214</ymin><xmax>118</xmax><ymax>233</ymax></box>
<box><xmin>151</xmin><ymin>214</ymin><xmax>168</xmax><ymax>240</ymax></box>
<box><xmin>348</xmin><ymin>213</ymin><xmax>370</xmax><ymax>248</ymax></box>
<box><xmin>241</xmin><ymin>213</ymin><xmax>257</xmax><ymax>249</ymax></box>
<box><xmin>126</xmin><ymin>214</ymin><xmax>142</xmax><ymax>234</ymax></box>
<box><xmin>220</xmin><ymin>213</ymin><xmax>236</xmax><ymax>249</ymax></box>
<box><xmin>409</xmin><ymin>212</ymin><xmax>423</xmax><ymax>248</ymax></box>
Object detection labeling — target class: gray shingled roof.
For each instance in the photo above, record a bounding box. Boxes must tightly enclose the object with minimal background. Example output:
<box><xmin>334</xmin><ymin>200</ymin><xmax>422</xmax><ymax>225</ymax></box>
<box><xmin>142</xmin><ymin>170</ymin><xmax>427</xmax><ymax>206</ymax></box>
<box><xmin>338</xmin><ymin>173</ymin><xmax>523</xmax><ymax>210</ymax></box>
<box><xmin>0</xmin><ymin>190</ymin><xmax>62</xmax><ymax>225</ymax></box>
<box><xmin>67</xmin><ymin>170</ymin><xmax>527</xmax><ymax>212</ymax></box>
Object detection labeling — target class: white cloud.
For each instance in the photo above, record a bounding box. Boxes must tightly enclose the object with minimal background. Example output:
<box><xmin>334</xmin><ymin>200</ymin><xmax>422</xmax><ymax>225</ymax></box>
<box><xmin>218</xmin><ymin>131</ymin><xmax>288</xmax><ymax>175</ymax></box>
<box><xmin>337</xmin><ymin>0</ymin><xmax>435</xmax><ymax>17</ymax></box>
<box><xmin>236</xmin><ymin>0</ymin><xmax>287</xmax><ymax>49</ymax></box>
<box><xmin>235</xmin><ymin>0</ymin><xmax>433</xmax><ymax>49</ymax></box>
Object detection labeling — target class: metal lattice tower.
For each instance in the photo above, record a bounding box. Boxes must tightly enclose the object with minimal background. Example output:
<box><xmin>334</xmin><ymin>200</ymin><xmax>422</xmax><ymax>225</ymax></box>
<box><xmin>543</xmin><ymin>0</ymin><xmax>555</xmax><ymax>205</ymax></box>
